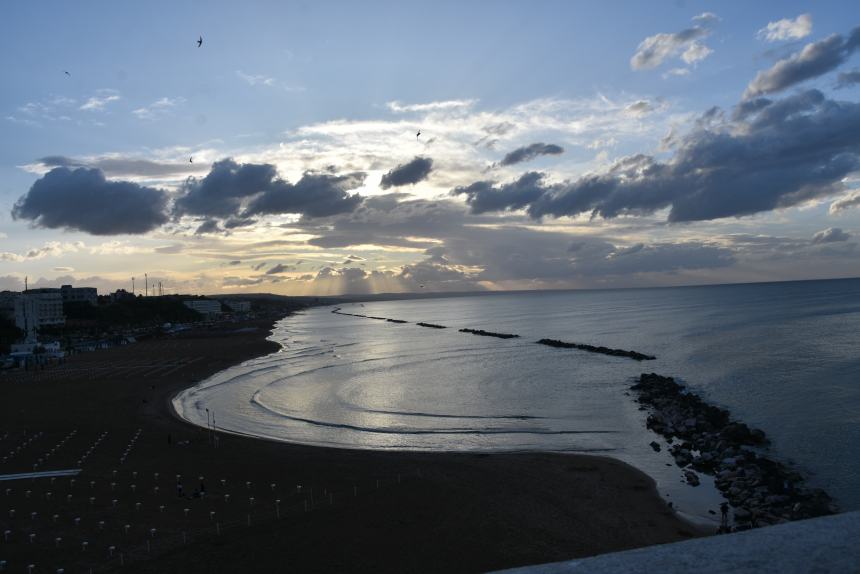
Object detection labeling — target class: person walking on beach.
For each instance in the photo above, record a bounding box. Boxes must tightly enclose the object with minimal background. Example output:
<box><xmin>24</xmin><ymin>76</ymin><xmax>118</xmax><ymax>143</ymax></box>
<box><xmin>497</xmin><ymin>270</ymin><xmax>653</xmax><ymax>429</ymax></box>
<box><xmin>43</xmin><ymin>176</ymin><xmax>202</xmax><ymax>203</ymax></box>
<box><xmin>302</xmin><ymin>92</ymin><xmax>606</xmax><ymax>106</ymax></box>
<box><xmin>719</xmin><ymin>502</ymin><xmax>730</xmax><ymax>533</ymax></box>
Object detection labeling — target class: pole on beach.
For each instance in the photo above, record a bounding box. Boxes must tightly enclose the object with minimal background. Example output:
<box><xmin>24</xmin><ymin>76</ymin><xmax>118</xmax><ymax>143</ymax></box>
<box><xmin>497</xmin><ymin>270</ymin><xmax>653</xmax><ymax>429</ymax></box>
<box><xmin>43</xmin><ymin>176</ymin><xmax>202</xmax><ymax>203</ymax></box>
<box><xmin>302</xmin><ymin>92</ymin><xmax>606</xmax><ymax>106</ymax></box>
<box><xmin>206</xmin><ymin>409</ymin><xmax>211</xmax><ymax>445</ymax></box>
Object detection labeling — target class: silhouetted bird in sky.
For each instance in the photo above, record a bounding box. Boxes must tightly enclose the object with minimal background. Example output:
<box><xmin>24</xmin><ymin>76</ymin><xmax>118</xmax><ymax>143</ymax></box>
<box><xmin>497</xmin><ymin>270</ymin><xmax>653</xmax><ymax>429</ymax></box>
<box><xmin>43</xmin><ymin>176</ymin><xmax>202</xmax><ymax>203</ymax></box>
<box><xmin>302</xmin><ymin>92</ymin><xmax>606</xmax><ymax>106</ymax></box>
<box><xmin>416</xmin><ymin>129</ymin><xmax>421</xmax><ymax>140</ymax></box>
<box><xmin>197</xmin><ymin>36</ymin><xmax>203</xmax><ymax>48</ymax></box>
<box><xmin>63</xmin><ymin>70</ymin><xmax>70</xmax><ymax>76</ymax></box>
<box><xmin>189</xmin><ymin>157</ymin><xmax>193</xmax><ymax>163</ymax></box>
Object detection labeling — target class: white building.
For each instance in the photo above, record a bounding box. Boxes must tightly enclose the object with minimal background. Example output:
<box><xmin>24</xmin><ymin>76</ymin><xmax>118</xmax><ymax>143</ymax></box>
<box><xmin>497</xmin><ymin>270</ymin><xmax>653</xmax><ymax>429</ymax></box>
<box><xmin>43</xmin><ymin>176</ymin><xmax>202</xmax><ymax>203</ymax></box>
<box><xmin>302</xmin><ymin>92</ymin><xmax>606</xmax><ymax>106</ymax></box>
<box><xmin>183</xmin><ymin>299</ymin><xmax>222</xmax><ymax>318</ymax></box>
<box><xmin>0</xmin><ymin>290</ymin><xmax>65</xmax><ymax>341</ymax></box>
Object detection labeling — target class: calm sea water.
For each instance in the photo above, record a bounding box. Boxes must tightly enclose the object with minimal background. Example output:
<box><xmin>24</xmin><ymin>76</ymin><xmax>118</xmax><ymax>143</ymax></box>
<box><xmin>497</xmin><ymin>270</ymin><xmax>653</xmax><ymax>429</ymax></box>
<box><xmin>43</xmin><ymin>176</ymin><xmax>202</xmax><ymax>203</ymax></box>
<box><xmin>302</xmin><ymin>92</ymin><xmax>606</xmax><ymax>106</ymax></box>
<box><xmin>174</xmin><ymin>278</ymin><xmax>860</xmax><ymax>522</ymax></box>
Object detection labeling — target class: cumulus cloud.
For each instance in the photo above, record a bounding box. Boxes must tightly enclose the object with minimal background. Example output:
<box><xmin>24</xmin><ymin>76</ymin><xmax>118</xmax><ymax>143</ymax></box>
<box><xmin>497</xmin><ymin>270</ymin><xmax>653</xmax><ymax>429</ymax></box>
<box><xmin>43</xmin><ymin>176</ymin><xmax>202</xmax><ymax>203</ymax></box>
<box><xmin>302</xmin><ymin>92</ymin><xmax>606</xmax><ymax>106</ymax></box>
<box><xmin>630</xmin><ymin>13</ymin><xmax>718</xmax><ymax>71</ymax></box>
<box><xmin>812</xmin><ymin>227</ymin><xmax>851</xmax><ymax>244</ymax></box>
<box><xmin>744</xmin><ymin>27</ymin><xmax>860</xmax><ymax>99</ymax></box>
<box><xmin>830</xmin><ymin>190</ymin><xmax>860</xmax><ymax>214</ymax></box>
<box><xmin>453</xmin><ymin>172</ymin><xmax>547</xmax><ymax>214</ymax></box>
<box><xmin>12</xmin><ymin>167</ymin><xmax>169</xmax><ymax>235</ymax></box>
<box><xmin>379</xmin><ymin>156</ymin><xmax>433</xmax><ymax>188</ymax></box>
<box><xmin>499</xmin><ymin>143</ymin><xmax>564</xmax><ymax>166</ymax></box>
<box><xmin>757</xmin><ymin>14</ymin><xmax>813</xmax><ymax>42</ymax></box>
<box><xmin>173</xmin><ymin>158</ymin><xmax>365</xmax><ymax>221</ymax></box>
<box><xmin>454</xmin><ymin>89</ymin><xmax>860</xmax><ymax>222</ymax></box>
<box><xmin>243</xmin><ymin>170</ymin><xmax>365</xmax><ymax>218</ymax></box>
<box><xmin>175</xmin><ymin>159</ymin><xmax>278</xmax><ymax>218</ymax></box>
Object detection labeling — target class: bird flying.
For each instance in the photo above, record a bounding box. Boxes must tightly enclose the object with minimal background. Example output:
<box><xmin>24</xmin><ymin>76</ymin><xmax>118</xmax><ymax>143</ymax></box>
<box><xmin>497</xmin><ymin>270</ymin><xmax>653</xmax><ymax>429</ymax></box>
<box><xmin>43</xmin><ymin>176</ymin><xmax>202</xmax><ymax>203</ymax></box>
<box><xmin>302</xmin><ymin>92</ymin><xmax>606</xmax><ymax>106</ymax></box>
<box><xmin>197</xmin><ymin>36</ymin><xmax>203</xmax><ymax>48</ymax></box>
<box><xmin>416</xmin><ymin>129</ymin><xmax>421</xmax><ymax>140</ymax></box>
<box><xmin>63</xmin><ymin>70</ymin><xmax>70</xmax><ymax>76</ymax></box>
<box><xmin>189</xmin><ymin>157</ymin><xmax>193</xmax><ymax>163</ymax></box>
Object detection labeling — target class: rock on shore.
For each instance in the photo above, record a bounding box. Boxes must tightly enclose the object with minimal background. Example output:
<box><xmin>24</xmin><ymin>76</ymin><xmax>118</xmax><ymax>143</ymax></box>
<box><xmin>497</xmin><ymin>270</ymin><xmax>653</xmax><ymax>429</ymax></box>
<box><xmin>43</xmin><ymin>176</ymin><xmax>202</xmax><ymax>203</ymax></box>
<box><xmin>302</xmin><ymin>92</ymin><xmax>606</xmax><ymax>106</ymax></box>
<box><xmin>632</xmin><ymin>373</ymin><xmax>836</xmax><ymax>530</ymax></box>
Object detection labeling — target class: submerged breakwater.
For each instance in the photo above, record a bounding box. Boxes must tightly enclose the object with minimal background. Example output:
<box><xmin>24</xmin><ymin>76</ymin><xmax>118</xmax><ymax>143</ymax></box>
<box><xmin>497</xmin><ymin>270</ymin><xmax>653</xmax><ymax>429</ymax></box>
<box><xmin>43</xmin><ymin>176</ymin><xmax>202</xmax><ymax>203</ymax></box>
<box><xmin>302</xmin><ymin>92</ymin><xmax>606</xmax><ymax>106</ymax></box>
<box><xmin>416</xmin><ymin>322</ymin><xmax>446</xmax><ymax>329</ymax></box>
<box><xmin>458</xmin><ymin>328</ymin><xmax>519</xmax><ymax>339</ymax></box>
<box><xmin>537</xmin><ymin>338</ymin><xmax>655</xmax><ymax>361</ymax></box>
<box><xmin>632</xmin><ymin>373</ymin><xmax>837</xmax><ymax>530</ymax></box>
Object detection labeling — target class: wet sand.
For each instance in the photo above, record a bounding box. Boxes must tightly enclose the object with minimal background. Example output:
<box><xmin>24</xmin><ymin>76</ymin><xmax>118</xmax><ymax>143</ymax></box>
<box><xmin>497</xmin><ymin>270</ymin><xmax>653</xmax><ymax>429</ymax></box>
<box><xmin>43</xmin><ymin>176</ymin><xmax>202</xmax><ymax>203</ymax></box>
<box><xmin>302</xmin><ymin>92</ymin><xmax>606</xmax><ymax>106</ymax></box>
<box><xmin>0</xmin><ymin>316</ymin><xmax>705</xmax><ymax>573</ymax></box>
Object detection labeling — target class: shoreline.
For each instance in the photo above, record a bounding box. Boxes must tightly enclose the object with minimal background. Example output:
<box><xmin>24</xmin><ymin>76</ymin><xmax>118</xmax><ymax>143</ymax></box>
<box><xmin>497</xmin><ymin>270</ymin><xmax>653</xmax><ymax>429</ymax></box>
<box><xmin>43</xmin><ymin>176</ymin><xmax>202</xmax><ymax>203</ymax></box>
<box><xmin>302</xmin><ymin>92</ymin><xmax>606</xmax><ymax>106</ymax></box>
<box><xmin>1</xmin><ymin>313</ymin><xmax>706</xmax><ymax>573</ymax></box>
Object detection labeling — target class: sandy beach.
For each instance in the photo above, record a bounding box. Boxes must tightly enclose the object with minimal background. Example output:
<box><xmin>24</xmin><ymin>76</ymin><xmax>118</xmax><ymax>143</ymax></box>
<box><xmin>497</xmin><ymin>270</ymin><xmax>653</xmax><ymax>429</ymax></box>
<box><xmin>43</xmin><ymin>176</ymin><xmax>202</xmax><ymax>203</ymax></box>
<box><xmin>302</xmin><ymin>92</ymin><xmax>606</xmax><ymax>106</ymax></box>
<box><xmin>0</xmin><ymin>314</ymin><xmax>704</xmax><ymax>573</ymax></box>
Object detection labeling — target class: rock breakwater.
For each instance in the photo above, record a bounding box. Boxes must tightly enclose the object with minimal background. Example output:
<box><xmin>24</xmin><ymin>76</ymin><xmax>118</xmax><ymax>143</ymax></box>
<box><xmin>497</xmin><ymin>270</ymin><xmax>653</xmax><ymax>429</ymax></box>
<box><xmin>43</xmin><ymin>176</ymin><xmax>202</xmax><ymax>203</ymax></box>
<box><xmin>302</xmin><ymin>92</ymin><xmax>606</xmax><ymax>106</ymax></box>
<box><xmin>632</xmin><ymin>373</ymin><xmax>837</xmax><ymax>531</ymax></box>
<box><xmin>537</xmin><ymin>338</ymin><xmax>655</xmax><ymax>361</ymax></box>
<box><xmin>416</xmin><ymin>322</ymin><xmax>446</xmax><ymax>329</ymax></box>
<box><xmin>459</xmin><ymin>328</ymin><xmax>519</xmax><ymax>339</ymax></box>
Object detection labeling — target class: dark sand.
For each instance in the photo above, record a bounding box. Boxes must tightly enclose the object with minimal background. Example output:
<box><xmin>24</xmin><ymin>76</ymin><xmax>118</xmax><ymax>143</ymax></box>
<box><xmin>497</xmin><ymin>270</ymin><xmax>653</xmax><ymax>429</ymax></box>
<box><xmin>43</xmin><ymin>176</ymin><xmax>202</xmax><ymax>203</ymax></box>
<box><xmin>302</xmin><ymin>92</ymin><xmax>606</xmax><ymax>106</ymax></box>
<box><xmin>0</xmin><ymin>316</ymin><xmax>704</xmax><ymax>573</ymax></box>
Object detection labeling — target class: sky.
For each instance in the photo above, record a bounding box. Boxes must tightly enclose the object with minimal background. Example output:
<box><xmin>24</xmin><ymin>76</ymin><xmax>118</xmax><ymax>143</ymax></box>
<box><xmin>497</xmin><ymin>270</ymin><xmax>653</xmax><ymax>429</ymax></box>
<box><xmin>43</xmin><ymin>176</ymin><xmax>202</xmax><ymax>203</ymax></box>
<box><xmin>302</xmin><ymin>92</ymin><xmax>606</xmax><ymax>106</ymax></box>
<box><xmin>1</xmin><ymin>0</ymin><xmax>860</xmax><ymax>296</ymax></box>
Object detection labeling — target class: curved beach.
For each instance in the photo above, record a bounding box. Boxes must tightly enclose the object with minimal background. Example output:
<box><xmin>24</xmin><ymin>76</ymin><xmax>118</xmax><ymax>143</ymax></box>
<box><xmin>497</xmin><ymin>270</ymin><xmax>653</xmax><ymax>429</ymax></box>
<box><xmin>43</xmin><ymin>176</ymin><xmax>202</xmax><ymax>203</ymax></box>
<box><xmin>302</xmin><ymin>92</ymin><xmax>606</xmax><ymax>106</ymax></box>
<box><xmin>0</xmin><ymin>315</ymin><xmax>701</xmax><ymax>574</ymax></box>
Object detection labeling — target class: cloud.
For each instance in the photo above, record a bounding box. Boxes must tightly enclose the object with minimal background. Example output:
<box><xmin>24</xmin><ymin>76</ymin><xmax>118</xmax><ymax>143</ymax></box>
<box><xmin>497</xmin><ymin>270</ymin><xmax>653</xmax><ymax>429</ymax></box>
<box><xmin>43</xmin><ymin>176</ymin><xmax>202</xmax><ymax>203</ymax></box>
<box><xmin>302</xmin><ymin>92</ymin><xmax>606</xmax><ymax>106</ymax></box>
<box><xmin>243</xmin><ymin>170</ymin><xmax>365</xmax><ymax>218</ymax></box>
<box><xmin>830</xmin><ymin>189</ymin><xmax>860</xmax><ymax>214</ymax></box>
<box><xmin>236</xmin><ymin>70</ymin><xmax>276</xmax><ymax>87</ymax></box>
<box><xmin>499</xmin><ymin>143</ymin><xmax>564</xmax><ymax>166</ymax></box>
<box><xmin>386</xmin><ymin>100</ymin><xmax>476</xmax><ymax>113</ymax></box>
<box><xmin>12</xmin><ymin>167</ymin><xmax>169</xmax><ymax>235</ymax></box>
<box><xmin>453</xmin><ymin>172</ymin><xmax>547</xmax><ymax>214</ymax></box>
<box><xmin>228</xmin><ymin>260</ymin><xmax>242</xmax><ymax>266</ymax></box>
<box><xmin>79</xmin><ymin>89</ymin><xmax>121</xmax><ymax>111</ymax></box>
<box><xmin>836</xmin><ymin>70</ymin><xmax>860</xmax><ymax>89</ymax></box>
<box><xmin>223</xmin><ymin>275</ymin><xmax>265</xmax><ymax>287</ymax></box>
<box><xmin>744</xmin><ymin>27</ymin><xmax>860</xmax><ymax>99</ymax></box>
<box><xmin>812</xmin><ymin>227</ymin><xmax>851</xmax><ymax>244</ymax></box>
<box><xmin>265</xmin><ymin>263</ymin><xmax>294</xmax><ymax>274</ymax></box>
<box><xmin>379</xmin><ymin>156</ymin><xmax>433</xmax><ymax>188</ymax></box>
<box><xmin>52</xmin><ymin>266</ymin><xmax>75</xmax><ymax>272</ymax></box>
<box><xmin>31</xmin><ymin>155</ymin><xmax>198</xmax><ymax>178</ymax></box>
<box><xmin>132</xmin><ymin>97</ymin><xmax>185</xmax><ymax>120</ymax></box>
<box><xmin>175</xmin><ymin>159</ymin><xmax>278</xmax><ymax>218</ymax></box>
<box><xmin>0</xmin><ymin>241</ymin><xmax>84</xmax><ymax>262</ymax></box>
<box><xmin>757</xmin><ymin>14</ymin><xmax>813</xmax><ymax>42</ymax></box>
<box><xmin>454</xmin><ymin>89</ymin><xmax>860</xmax><ymax>222</ymax></box>
<box><xmin>630</xmin><ymin>13</ymin><xmax>718</xmax><ymax>71</ymax></box>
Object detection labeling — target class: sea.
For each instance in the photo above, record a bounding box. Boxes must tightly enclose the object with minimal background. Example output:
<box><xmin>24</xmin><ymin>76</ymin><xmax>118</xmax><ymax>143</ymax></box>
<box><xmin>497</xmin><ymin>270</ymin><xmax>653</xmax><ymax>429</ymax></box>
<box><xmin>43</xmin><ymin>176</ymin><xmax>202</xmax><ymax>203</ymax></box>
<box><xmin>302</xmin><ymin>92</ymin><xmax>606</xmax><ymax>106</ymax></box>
<box><xmin>174</xmin><ymin>277</ymin><xmax>860</xmax><ymax>524</ymax></box>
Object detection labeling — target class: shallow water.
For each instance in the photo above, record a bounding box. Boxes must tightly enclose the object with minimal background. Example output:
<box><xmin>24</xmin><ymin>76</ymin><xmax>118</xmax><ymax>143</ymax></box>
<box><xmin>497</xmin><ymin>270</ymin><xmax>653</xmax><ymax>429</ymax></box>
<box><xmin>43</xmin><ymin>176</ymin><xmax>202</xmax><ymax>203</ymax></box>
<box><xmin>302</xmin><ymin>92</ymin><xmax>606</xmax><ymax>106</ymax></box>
<box><xmin>174</xmin><ymin>278</ymin><xmax>860</xmax><ymax>522</ymax></box>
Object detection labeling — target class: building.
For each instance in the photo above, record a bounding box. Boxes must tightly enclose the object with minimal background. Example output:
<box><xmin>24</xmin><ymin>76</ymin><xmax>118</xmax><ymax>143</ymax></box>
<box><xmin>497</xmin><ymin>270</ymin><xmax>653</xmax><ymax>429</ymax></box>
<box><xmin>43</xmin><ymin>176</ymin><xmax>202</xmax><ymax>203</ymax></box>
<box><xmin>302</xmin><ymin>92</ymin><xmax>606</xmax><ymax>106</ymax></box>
<box><xmin>60</xmin><ymin>284</ymin><xmax>98</xmax><ymax>305</ymax></box>
<box><xmin>0</xmin><ymin>290</ymin><xmax>65</xmax><ymax>341</ymax></box>
<box><xmin>223</xmin><ymin>300</ymin><xmax>251</xmax><ymax>313</ymax></box>
<box><xmin>110</xmin><ymin>289</ymin><xmax>136</xmax><ymax>302</ymax></box>
<box><xmin>183</xmin><ymin>299</ymin><xmax>222</xmax><ymax>318</ymax></box>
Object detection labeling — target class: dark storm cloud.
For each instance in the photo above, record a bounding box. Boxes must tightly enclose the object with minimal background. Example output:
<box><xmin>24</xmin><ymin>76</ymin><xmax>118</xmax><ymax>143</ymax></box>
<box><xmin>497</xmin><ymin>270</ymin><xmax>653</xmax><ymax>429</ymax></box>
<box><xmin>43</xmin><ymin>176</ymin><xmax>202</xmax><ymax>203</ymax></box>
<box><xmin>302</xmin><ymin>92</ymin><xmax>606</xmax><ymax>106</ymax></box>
<box><xmin>453</xmin><ymin>90</ymin><xmax>860</xmax><ymax>222</ymax></box>
<box><xmin>379</xmin><ymin>157</ymin><xmax>433</xmax><ymax>189</ymax></box>
<box><xmin>499</xmin><ymin>143</ymin><xmax>564</xmax><ymax>166</ymax></box>
<box><xmin>174</xmin><ymin>159</ymin><xmax>365</xmax><ymax>220</ymax></box>
<box><xmin>453</xmin><ymin>172</ymin><xmax>546</xmax><ymax>214</ymax></box>
<box><xmin>243</xmin><ymin>171</ymin><xmax>365</xmax><ymax>218</ymax></box>
<box><xmin>12</xmin><ymin>167</ymin><xmax>169</xmax><ymax>235</ymax></box>
<box><xmin>744</xmin><ymin>27</ymin><xmax>860</xmax><ymax>99</ymax></box>
<box><xmin>36</xmin><ymin>155</ymin><xmax>198</xmax><ymax>178</ymax></box>
<box><xmin>812</xmin><ymin>227</ymin><xmax>851</xmax><ymax>244</ymax></box>
<box><xmin>836</xmin><ymin>70</ymin><xmax>860</xmax><ymax>88</ymax></box>
<box><xmin>175</xmin><ymin>159</ymin><xmax>278</xmax><ymax>218</ymax></box>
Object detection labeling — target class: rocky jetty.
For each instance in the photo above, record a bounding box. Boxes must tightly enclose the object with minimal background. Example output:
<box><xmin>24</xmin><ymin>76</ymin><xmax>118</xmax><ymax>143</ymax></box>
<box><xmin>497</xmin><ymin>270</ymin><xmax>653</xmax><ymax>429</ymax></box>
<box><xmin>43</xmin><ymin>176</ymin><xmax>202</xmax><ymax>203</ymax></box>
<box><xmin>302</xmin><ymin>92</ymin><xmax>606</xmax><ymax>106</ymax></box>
<box><xmin>632</xmin><ymin>373</ymin><xmax>837</xmax><ymax>530</ymax></box>
<box><xmin>537</xmin><ymin>338</ymin><xmax>656</xmax><ymax>361</ymax></box>
<box><xmin>417</xmin><ymin>322</ymin><xmax>446</xmax><ymax>329</ymax></box>
<box><xmin>386</xmin><ymin>318</ymin><xmax>408</xmax><ymax>324</ymax></box>
<box><xmin>459</xmin><ymin>328</ymin><xmax>519</xmax><ymax>339</ymax></box>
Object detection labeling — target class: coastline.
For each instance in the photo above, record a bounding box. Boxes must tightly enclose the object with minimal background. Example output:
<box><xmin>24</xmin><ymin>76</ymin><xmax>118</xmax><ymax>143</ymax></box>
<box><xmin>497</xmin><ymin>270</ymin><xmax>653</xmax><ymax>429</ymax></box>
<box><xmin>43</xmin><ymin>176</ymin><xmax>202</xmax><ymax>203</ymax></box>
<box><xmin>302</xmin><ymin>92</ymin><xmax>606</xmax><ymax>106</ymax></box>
<box><xmin>1</xmin><ymin>313</ymin><xmax>705</xmax><ymax>573</ymax></box>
